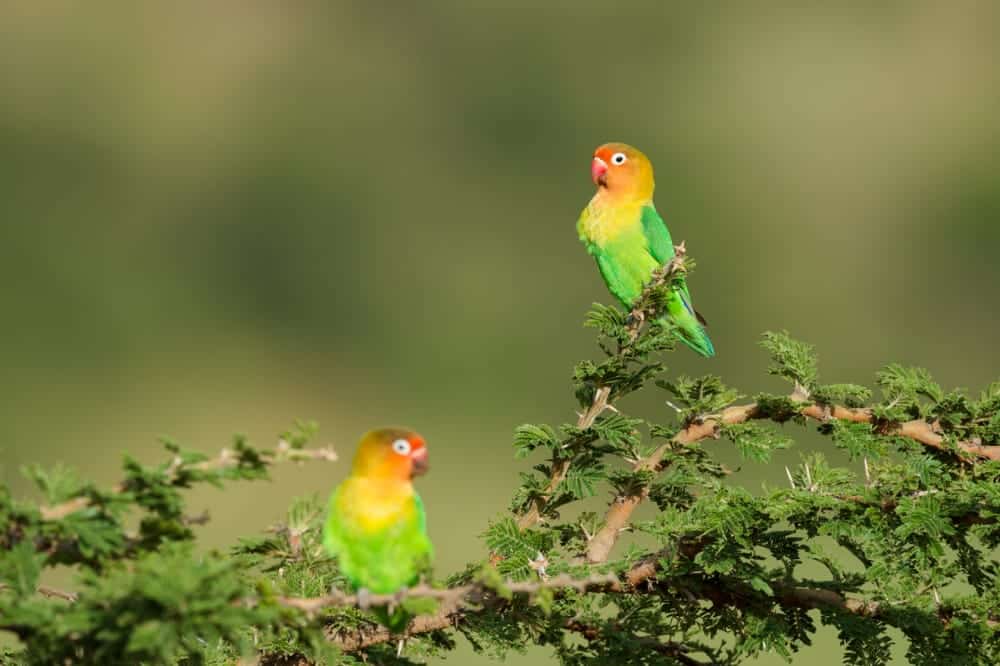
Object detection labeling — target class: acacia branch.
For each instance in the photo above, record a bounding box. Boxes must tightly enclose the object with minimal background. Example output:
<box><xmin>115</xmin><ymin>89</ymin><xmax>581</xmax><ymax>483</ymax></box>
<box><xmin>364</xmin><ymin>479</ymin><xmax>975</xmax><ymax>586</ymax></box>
<box><xmin>563</xmin><ymin>620</ymin><xmax>708</xmax><ymax>665</ymax></box>
<box><xmin>270</xmin><ymin>485</ymin><xmax>996</xmax><ymax>660</ymax></box>
<box><xmin>276</xmin><ymin>572</ymin><xmax>621</xmax><ymax>616</ymax></box>
<box><xmin>264</xmin><ymin>573</ymin><xmax>620</xmax><ymax>657</ymax></box>
<box><xmin>799</xmin><ymin>402</ymin><xmax>1000</xmax><ymax>460</ymax></box>
<box><xmin>586</xmin><ymin>392</ymin><xmax>1000</xmax><ymax>563</ymax></box>
<box><xmin>265</xmin><ymin>551</ymin><xmax>910</xmax><ymax>660</ymax></box>
<box><xmin>39</xmin><ymin>441</ymin><xmax>338</xmax><ymax>521</ymax></box>
<box><xmin>629</xmin><ymin>549</ymin><xmax>992</xmax><ymax>632</ymax></box>
<box><xmin>517</xmin><ymin>386</ymin><xmax>611</xmax><ymax>529</ymax></box>
<box><xmin>266</xmin><ymin>572</ymin><xmax>635</xmax><ymax>658</ymax></box>
<box><xmin>517</xmin><ymin>245</ymin><xmax>689</xmax><ymax>530</ymax></box>
<box><xmin>773</xmin><ymin>583</ymin><xmax>880</xmax><ymax>616</ymax></box>
<box><xmin>0</xmin><ymin>583</ymin><xmax>78</xmax><ymax>602</ymax></box>
<box><xmin>585</xmin><ymin>403</ymin><xmax>756</xmax><ymax>563</ymax></box>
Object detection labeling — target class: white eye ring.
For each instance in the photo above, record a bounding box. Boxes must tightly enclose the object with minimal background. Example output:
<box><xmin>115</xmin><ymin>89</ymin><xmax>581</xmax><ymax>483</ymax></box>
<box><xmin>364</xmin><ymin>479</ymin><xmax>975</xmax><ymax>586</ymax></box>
<box><xmin>611</xmin><ymin>152</ymin><xmax>627</xmax><ymax>165</ymax></box>
<box><xmin>392</xmin><ymin>438</ymin><xmax>412</xmax><ymax>456</ymax></box>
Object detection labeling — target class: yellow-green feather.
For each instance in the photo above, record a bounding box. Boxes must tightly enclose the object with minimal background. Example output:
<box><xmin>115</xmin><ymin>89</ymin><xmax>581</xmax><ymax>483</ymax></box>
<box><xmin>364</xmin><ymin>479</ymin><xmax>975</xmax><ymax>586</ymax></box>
<box><xmin>578</xmin><ymin>200</ymin><xmax>714</xmax><ymax>357</ymax></box>
<box><xmin>323</xmin><ymin>476</ymin><xmax>433</xmax><ymax>595</ymax></box>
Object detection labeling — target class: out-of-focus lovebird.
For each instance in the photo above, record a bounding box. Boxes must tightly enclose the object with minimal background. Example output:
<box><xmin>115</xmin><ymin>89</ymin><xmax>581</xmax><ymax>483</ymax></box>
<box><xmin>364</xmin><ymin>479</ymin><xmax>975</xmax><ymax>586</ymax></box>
<box><xmin>577</xmin><ymin>142</ymin><xmax>715</xmax><ymax>357</ymax></box>
<box><xmin>323</xmin><ymin>428</ymin><xmax>433</xmax><ymax>631</ymax></box>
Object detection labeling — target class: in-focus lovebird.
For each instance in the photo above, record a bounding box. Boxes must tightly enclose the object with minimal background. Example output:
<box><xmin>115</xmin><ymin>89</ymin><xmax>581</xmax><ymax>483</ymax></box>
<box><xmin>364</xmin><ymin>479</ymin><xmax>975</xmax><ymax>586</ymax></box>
<box><xmin>323</xmin><ymin>428</ymin><xmax>433</xmax><ymax>630</ymax></box>
<box><xmin>577</xmin><ymin>142</ymin><xmax>715</xmax><ymax>357</ymax></box>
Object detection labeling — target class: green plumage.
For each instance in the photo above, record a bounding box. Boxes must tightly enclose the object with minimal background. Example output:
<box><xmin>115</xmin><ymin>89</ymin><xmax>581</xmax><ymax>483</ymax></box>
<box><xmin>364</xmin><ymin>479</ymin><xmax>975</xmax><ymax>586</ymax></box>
<box><xmin>324</xmin><ymin>476</ymin><xmax>433</xmax><ymax>631</ymax></box>
<box><xmin>323</xmin><ymin>481</ymin><xmax>431</xmax><ymax>593</ymax></box>
<box><xmin>579</xmin><ymin>203</ymin><xmax>715</xmax><ymax>357</ymax></box>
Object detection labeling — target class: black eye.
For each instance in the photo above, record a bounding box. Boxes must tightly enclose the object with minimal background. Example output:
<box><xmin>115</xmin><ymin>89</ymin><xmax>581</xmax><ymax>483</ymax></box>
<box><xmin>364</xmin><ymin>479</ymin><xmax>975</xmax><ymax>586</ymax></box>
<box><xmin>611</xmin><ymin>152</ymin><xmax>627</xmax><ymax>165</ymax></box>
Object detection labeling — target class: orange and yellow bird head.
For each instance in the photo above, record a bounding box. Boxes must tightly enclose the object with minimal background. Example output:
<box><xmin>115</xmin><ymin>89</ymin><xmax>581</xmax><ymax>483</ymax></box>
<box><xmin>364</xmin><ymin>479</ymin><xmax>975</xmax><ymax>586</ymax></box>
<box><xmin>590</xmin><ymin>142</ymin><xmax>655</xmax><ymax>202</ymax></box>
<box><xmin>350</xmin><ymin>427</ymin><xmax>429</xmax><ymax>481</ymax></box>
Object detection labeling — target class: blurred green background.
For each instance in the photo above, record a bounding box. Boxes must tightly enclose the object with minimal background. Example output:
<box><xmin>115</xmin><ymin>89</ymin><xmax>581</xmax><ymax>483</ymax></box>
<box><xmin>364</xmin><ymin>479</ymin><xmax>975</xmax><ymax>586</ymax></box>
<box><xmin>1</xmin><ymin>2</ymin><xmax>998</xmax><ymax>663</ymax></box>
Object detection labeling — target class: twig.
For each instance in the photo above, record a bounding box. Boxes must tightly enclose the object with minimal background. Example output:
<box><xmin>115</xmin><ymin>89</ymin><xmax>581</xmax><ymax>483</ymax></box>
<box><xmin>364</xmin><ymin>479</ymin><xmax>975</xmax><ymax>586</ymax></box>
<box><xmin>517</xmin><ymin>386</ymin><xmax>611</xmax><ymax>529</ymax></box>
<box><xmin>39</xmin><ymin>443</ymin><xmax>338</xmax><ymax>521</ymax></box>
<box><xmin>563</xmin><ymin>620</ymin><xmax>707</xmax><ymax>665</ymax></box>
<box><xmin>0</xmin><ymin>583</ymin><xmax>78</xmax><ymax>602</ymax></box>
<box><xmin>785</xmin><ymin>466</ymin><xmax>796</xmax><ymax>489</ymax></box>
<box><xmin>182</xmin><ymin>510</ymin><xmax>212</xmax><ymax>526</ymax></box>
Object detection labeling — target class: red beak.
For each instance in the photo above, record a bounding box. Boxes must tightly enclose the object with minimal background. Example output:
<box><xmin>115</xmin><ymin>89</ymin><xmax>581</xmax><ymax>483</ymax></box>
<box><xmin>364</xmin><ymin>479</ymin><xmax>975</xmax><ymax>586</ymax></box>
<box><xmin>410</xmin><ymin>447</ymin><xmax>429</xmax><ymax>477</ymax></box>
<box><xmin>591</xmin><ymin>157</ymin><xmax>608</xmax><ymax>187</ymax></box>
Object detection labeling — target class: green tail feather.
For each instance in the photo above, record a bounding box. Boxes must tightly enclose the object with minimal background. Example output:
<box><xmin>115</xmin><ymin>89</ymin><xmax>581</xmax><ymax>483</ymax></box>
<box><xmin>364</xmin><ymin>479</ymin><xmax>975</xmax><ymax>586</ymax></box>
<box><xmin>679</xmin><ymin>325</ymin><xmax>715</xmax><ymax>358</ymax></box>
<box><xmin>660</xmin><ymin>316</ymin><xmax>715</xmax><ymax>358</ymax></box>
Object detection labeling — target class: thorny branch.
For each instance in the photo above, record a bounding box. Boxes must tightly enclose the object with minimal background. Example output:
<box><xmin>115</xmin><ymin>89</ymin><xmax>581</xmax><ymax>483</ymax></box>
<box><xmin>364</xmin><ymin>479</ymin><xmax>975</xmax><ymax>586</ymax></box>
<box><xmin>517</xmin><ymin>244</ymin><xmax>690</xmax><ymax>530</ymax></box>
<box><xmin>38</xmin><ymin>441</ymin><xmax>338</xmax><ymax>521</ymax></box>
<box><xmin>585</xmin><ymin>403</ymin><xmax>756</xmax><ymax>563</ymax></box>
<box><xmin>0</xmin><ymin>583</ymin><xmax>78</xmax><ymax>603</ymax></box>
<box><xmin>517</xmin><ymin>385</ymin><xmax>610</xmax><ymax>529</ymax></box>
<box><xmin>563</xmin><ymin>620</ymin><xmax>708</xmax><ymax>665</ymax></box>
<box><xmin>264</xmin><ymin>574</ymin><xmax>620</xmax><ymax>657</ymax></box>
<box><xmin>275</xmin><ymin>573</ymin><xmax>622</xmax><ymax>615</ymax></box>
<box><xmin>585</xmin><ymin>387</ymin><xmax>1000</xmax><ymax>563</ymax></box>
<box><xmin>264</xmin><ymin>544</ymin><xmax>969</xmax><ymax>660</ymax></box>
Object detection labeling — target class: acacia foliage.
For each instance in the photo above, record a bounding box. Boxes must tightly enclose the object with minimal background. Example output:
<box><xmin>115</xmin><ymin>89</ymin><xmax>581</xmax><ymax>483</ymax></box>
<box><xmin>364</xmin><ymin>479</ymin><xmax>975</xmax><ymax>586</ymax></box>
<box><xmin>2</xmin><ymin>262</ymin><xmax>1000</xmax><ymax>665</ymax></box>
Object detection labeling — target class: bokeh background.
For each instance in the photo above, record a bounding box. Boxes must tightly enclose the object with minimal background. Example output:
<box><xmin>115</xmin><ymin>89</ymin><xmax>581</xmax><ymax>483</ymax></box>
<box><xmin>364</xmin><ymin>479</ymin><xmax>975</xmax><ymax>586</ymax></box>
<box><xmin>2</xmin><ymin>2</ymin><xmax>998</xmax><ymax>663</ymax></box>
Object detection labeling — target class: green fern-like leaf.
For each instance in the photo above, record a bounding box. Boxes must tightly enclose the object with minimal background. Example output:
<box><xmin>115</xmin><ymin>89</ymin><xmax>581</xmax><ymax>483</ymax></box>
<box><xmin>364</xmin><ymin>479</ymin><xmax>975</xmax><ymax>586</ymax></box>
<box><xmin>760</xmin><ymin>331</ymin><xmax>819</xmax><ymax>390</ymax></box>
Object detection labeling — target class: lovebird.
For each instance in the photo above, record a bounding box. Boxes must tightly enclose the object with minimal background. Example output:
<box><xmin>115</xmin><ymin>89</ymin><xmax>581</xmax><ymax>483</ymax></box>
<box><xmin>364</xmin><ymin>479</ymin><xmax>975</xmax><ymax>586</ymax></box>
<box><xmin>577</xmin><ymin>142</ymin><xmax>715</xmax><ymax>357</ymax></box>
<box><xmin>323</xmin><ymin>428</ymin><xmax>433</xmax><ymax>631</ymax></box>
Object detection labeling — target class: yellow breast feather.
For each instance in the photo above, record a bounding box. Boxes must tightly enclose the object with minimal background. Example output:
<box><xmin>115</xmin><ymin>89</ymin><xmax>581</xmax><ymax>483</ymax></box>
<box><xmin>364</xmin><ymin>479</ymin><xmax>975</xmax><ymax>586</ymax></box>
<box><xmin>337</xmin><ymin>477</ymin><xmax>416</xmax><ymax>533</ymax></box>
<box><xmin>579</xmin><ymin>198</ymin><xmax>644</xmax><ymax>247</ymax></box>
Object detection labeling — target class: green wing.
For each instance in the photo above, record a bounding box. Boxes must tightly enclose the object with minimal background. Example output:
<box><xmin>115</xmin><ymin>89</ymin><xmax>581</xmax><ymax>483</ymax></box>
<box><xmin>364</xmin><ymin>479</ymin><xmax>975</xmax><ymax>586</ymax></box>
<box><xmin>640</xmin><ymin>204</ymin><xmax>675</xmax><ymax>265</ymax></box>
<box><xmin>414</xmin><ymin>490</ymin><xmax>429</xmax><ymax>535</ymax></box>
<box><xmin>580</xmin><ymin>205</ymin><xmax>661</xmax><ymax>307</ymax></box>
<box><xmin>641</xmin><ymin>204</ymin><xmax>692</xmax><ymax>307</ymax></box>
<box><xmin>640</xmin><ymin>204</ymin><xmax>715</xmax><ymax>358</ymax></box>
<box><xmin>594</xmin><ymin>249</ymin><xmax>649</xmax><ymax>307</ymax></box>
